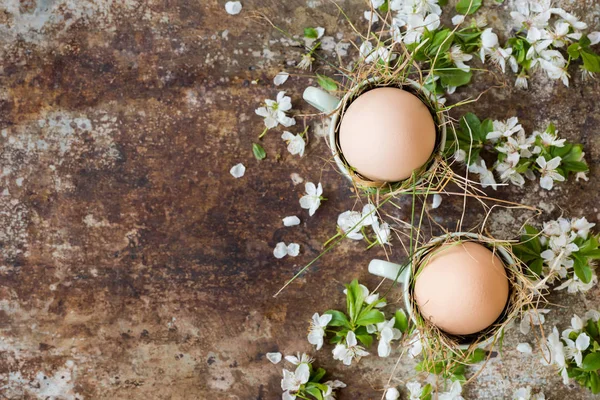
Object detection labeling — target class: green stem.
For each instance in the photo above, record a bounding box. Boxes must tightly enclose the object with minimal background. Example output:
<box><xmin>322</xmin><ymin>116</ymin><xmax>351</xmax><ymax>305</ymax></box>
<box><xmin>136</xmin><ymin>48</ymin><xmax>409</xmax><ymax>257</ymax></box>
<box><xmin>323</xmin><ymin>232</ymin><xmax>341</xmax><ymax>248</ymax></box>
<box><xmin>258</xmin><ymin>127</ymin><xmax>269</xmax><ymax>139</ymax></box>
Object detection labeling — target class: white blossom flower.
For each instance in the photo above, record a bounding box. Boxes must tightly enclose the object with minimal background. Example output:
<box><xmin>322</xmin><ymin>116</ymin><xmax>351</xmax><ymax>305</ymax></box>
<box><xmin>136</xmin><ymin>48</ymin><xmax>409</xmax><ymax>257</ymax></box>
<box><xmin>496</xmin><ymin>162</ymin><xmax>525</xmax><ymax>187</ymax></box>
<box><xmin>274</xmin><ymin>71</ymin><xmax>289</xmax><ymax>86</ymax></box>
<box><xmin>360</xmin><ymin>41</ymin><xmax>396</xmax><ymax>64</ymax></box>
<box><xmin>385</xmin><ymin>387</ymin><xmax>400</xmax><ymax>400</ymax></box>
<box><xmin>543</xmin><ymin>218</ymin><xmax>570</xmax><ymax>236</ymax></box>
<box><xmin>480</xmin><ymin>28</ymin><xmax>513</xmax><ymax>73</ymax></box>
<box><xmin>555</xmin><ymin>273</ymin><xmax>598</xmax><ymax>293</ymax></box>
<box><xmin>230</xmin><ymin>163</ymin><xmax>246</xmax><ymax>178</ymax></box>
<box><xmin>361</xmin><ymin>203</ymin><xmax>379</xmax><ymax>227</ymax></box>
<box><xmin>298</xmin><ymin>53</ymin><xmax>314</xmax><ymax>70</ymax></box>
<box><xmin>525</xmin><ymin>27</ymin><xmax>552</xmax><ymax>60</ymax></box>
<box><xmin>536</xmin><ymin>156</ymin><xmax>564</xmax><ymax>190</ymax></box>
<box><xmin>281</xmin><ymin>131</ymin><xmax>305</xmax><ymax>157</ymax></box>
<box><xmin>323</xmin><ymin>380</ymin><xmax>346</xmax><ymax>400</ymax></box>
<box><xmin>487</xmin><ymin>117</ymin><xmax>524</xmax><ymax>141</ymax></box>
<box><xmin>274</xmin><ymin>242</ymin><xmax>301</xmax><ymax>258</ymax></box>
<box><xmin>337</xmin><ymin>211</ymin><xmax>364</xmax><ymax>240</ymax></box>
<box><xmin>510</xmin><ymin>0</ymin><xmax>551</xmax><ymax>30</ymax></box>
<box><xmin>432</xmin><ymin>194</ymin><xmax>442</xmax><ymax>209</ymax></box>
<box><xmin>548</xmin><ymin>21</ymin><xmax>581</xmax><ymax>47</ymax></box>
<box><xmin>439</xmin><ymin>381</ymin><xmax>464</xmax><ymax>400</ymax></box>
<box><xmin>563</xmin><ymin>332</ymin><xmax>590</xmax><ymax>367</ymax></box>
<box><xmin>373</xmin><ymin>222</ymin><xmax>392</xmax><ymax>245</ymax></box>
<box><xmin>536</xmin><ymin>131</ymin><xmax>566</xmax><ymax>147</ymax></box>
<box><xmin>299</xmin><ymin>182</ymin><xmax>323</xmax><ymax>216</ymax></box>
<box><xmin>376</xmin><ymin>318</ymin><xmax>402</xmax><ymax>357</ymax></box>
<box><xmin>267</xmin><ymin>352</ymin><xmax>282</xmax><ymax>364</ymax></box>
<box><xmin>281</xmin><ymin>363</ymin><xmax>310</xmax><ymax>398</ymax></box>
<box><xmin>406</xmin><ymin>381</ymin><xmax>423</xmax><ymax>400</ymax></box>
<box><xmin>285</xmin><ymin>353</ymin><xmax>314</xmax><ymax>365</ymax></box>
<box><xmin>255</xmin><ymin>92</ymin><xmax>296</xmax><ymax>129</ymax></box>
<box><xmin>448</xmin><ymin>45</ymin><xmax>473</xmax><ymax>72</ymax></box>
<box><xmin>550</xmin><ymin>8</ymin><xmax>587</xmax><ymax>30</ymax></box>
<box><xmin>520</xmin><ymin>309</ymin><xmax>551</xmax><ymax>334</ymax></box>
<box><xmin>585</xmin><ymin>310</ymin><xmax>600</xmax><ymax>322</ymax></box>
<box><xmin>541</xmin><ymin>326</ymin><xmax>569</xmax><ymax>384</ymax></box>
<box><xmin>308</xmin><ymin>313</ymin><xmax>333</xmax><ymax>350</ymax></box>
<box><xmin>344</xmin><ymin>283</ymin><xmax>386</xmax><ymax>308</ymax></box>
<box><xmin>404</xmin><ymin>14</ymin><xmax>440</xmax><ymax>44</ymax></box>
<box><xmin>468</xmin><ymin>159</ymin><xmax>498</xmax><ymax>189</ymax></box>
<box><xmin>517</xmin><ymin>343</ymin><xmax>533</xmax><ymax>353</ymax></box>
<box><xmin>225</xmin><ymin>1</ymin><xmax>242</xmax><ymax>15</ymax></box>
<box><xmin>571</xmin><ymin>217</ymin><xmax>595</xmax><ymax>239</ymax></box>
<box><xmin>283</xmin><ymin>216</ymin><xmax>301</xmax><ymax>227</ymax></box>
<box><xmin>332</xmin><ymin>331</ymin><xmax>369</xmax><ymax>365</ymax></box>
<box><xmin>515</xmin><ymin>74</ymin><xmax>529</xmax><ymax>89</ymax></box>
<box><xmin>571</xmin><ymin>314</ymin><xmax>584</xmax><ymax>331</ymax></box>
<box><xmin>364</xmin><ymin>10</ymin><xmax>379</xmax><ymax>24</ymax></box>
<box><xmin>589</xmin><ymin>32</ymin><xmax>600</xmax><ymax>45</ymax></box>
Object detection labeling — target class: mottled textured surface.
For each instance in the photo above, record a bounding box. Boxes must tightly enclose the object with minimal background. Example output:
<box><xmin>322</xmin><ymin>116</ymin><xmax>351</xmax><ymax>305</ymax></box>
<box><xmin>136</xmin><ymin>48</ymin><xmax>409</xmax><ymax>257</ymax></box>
<box><xmin>1</xmin><ymin>0</ymin><xmax>600</xmax><ymax>399</ymax></box>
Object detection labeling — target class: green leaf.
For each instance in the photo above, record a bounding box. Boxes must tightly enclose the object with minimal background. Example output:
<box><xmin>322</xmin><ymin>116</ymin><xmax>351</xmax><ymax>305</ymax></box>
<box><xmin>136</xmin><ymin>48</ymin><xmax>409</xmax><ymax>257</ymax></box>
<box><xmin>456</xmin><ymin>0</ymin><xmax>482</xmax><ymax>15</ymax></box>
<box><xmin>528</xmin><ymin>258</ymin><xmax>543</xmax><ymax>276</ymax></box>
<box><xmin>582</xmin><ymin>353</ymin><xmax>600</xmax><ymax>371</ymax></box>
<box><xmin>316</xmin><ymin>74</ymin><xmax>338</xmax><ymax>91</ymax></box>
<box><xmin>436</xmin><ymin>68</ymin><xmax>472</xmax><ymax>87</ymax></box>
<box><xmin>252</xmin><ymin>143</ymin><xmax>266</xmax><ymax>160</ymax></box>
<box><xmin>420</xmin><ymin>384</ymin><xmax>433</xmax><ymax>400</ymax></box>
<box><xmin>587</xmin><ymin>320</ymin><xmax>600</xmax><ymax>340</ymax></box>
<box><xmin>481</xmin><ymin>119</ymin><xmax>494</xmax><ymax>136</ymax></box>
<box><xmin>459</xmin><ymin>112</ymin><xmax>482</xmax><ymax>141</ymax></box>
<box><xmin>304</xmin><ymin>385</ymin><xmax>324</xmax><ymax>400</ymax></box>
<box><xmin>379</xmin><ymin>0</ymin><xmax>390</xmax><ymax>11</ymax></box>
<box><xmin>467</xmin><ymin>348</ymin><xmax>487</xmax><ymax>363</ymax></box>
<box><xmin>394</xmin><ymin>309</ymin><xmax>409</xmax><ymax>333</ymax></box>
<box><xmin>455</xmin><ymin>30</ymin><xmax>481</xmax><ymax>44</ymax></box>
<box><xmin>324</xmin><ymin>310</ymin><xmax>351</xmax><ymax>328</ymax></box>
<box><xmin>356</xmin><ymin>309</ymin><xmax>385</xmax><ymax>326</ymax></box>
<box><xmin>590</xmin><ymin>371</ymin><xmax>600</xmax><ymax>394</ymax></box>
<box><xmin>573</xmin><ymin>253</ymin><xmax>593</xmax><ymax>284</ymax></box>
<box><xmin>304</xmin><ymin>27</ymin><xmax>318</xmax><ymax>39</ymax></box>
<box><xmin>568</xmin><ymin>42</ymin><xmax>582</xmax><ymax>59</ymax></box>
<box><xmin>356</xmin><ymin>333</ymin><xmax>374</xmax><ymax>347</ymax></box>
<box><xmin>582</xmin><ymin>50</ymin><xmax>600</xmax><ymax>73</ymax></box>
<box><xmin>428</xmin><ymin>29</ymin><xmax>453</xmax><ymax>56</ymax></box>
<box><xmin>584</xmin><ymin>249</ymin><xmax>600</xmax><ymax>259</ymax></box>
<box><xmin>311</xmin><ymin>367</ymin><xmax>326</xmax><ymax>383</ymax></box>
<box><xmin>580</xmin><ymin>235</ymin><xmax>599</xmax><ymax>254</ymax></box>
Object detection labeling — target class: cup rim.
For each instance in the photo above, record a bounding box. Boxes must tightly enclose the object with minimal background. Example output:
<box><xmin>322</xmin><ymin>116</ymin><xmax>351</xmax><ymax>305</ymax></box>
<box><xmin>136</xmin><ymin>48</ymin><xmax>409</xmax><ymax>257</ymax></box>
<box><xmin>327</xmin><ymin>77</ymin><xmax>447</xmax><ymax>188</ymax></box>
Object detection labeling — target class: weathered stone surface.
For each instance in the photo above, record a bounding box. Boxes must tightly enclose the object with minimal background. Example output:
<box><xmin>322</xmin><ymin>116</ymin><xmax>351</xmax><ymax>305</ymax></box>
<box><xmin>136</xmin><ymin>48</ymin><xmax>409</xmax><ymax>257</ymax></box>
<box><xmin>0</xmin><ymin>0</ymin><xmax>599</xmax><ymax>399</ymax></box>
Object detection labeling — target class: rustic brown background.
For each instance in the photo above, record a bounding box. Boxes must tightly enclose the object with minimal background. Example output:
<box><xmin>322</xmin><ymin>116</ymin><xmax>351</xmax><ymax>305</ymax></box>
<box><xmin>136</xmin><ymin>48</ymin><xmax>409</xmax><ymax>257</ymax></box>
<box><xmin>1</xmin><ymin>0</ymin><xmax>600</xmax><ymax>399</ymax></box>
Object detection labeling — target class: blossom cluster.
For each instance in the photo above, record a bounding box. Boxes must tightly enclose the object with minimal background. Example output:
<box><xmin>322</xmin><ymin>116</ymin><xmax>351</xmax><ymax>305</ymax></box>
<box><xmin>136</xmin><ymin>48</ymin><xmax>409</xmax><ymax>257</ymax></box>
<box><xmin>543</xmin><ymin>311</ymin><xmax>600</xmax><ymax>393</ymax></box>
<box><xmin>513</xmin><ymin>216</ymin><xmax>599</xmax><ymax>293</ymax></box>
<box><xmin>269</xmin><ymin>352</ymin><xmax>346</xmax><ymax>400</ymax></box>
<box><xmin>307</xmin><ymin>280</ymin><xmax>410</xmax><ymax>365</ymax></box>
<box><xmin>448</xmin><ymin>113</ymin><xmax>589</xmax><ymax>191</ymax></box>
<box><xmin>507</xmin><ymin>0</ymin><xmax>600</xmax><ymax>88</ymax></box>
<box><xmin>336</xmin><ymin>203</ymin><xmax>391</xmax><ymax>247</ymax></box>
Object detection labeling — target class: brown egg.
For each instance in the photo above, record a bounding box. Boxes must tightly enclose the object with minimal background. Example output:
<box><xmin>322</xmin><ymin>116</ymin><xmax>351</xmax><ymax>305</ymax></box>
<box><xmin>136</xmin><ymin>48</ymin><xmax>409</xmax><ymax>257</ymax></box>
<box><xmin>413</xmin><ymin>241</ymin><xmax>509</xmax><ymax>336</ymax></box>
<box><xmin>338</xmin><ymin>87</ymin><xmax>436</xmax><ymax>182</ymax></box>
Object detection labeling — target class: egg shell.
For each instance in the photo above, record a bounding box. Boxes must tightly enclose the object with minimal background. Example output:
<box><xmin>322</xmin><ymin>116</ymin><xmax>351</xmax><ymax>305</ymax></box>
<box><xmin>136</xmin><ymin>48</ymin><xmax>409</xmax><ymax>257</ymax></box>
<box><xmin>413</xmin><ymin>241</ymin><xmax>509</xmax><ymax>336</ymax></box>
<box><xmin>338</xmin><ymin>87</ymin><xmax>436</xmax><ymax>182</ymax></box>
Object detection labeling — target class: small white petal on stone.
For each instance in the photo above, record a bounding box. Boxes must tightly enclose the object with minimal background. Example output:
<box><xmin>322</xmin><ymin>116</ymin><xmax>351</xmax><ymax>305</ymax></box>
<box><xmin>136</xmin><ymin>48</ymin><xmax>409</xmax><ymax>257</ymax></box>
<box><xmin>283</xmin><ymin>216</ymin><xmax>300</xmax><ymax>227</ymax></box>
<box><xmin>290</xmin><ymin>173</ymin><xmax>303</xmax><ymax>185</ymax></box>
<box><xmin>274</xmin><ymin>71</ymin><xmax>289</xmax><ymax>86</ymax></box>
<box><xmin>364</xmin><ymin>10</ymin><xmax>379</xmax><ymax>23</ymax></box>
<box><xmin>230</xmin><ymin>163</ymin><xmax>246</xmax><ymax>178</ymax></box>
<box><xmin>266</xmin><ymin>352</ymin><xmax>282</xmax><ymax>364</ymax></box>
<box><xmin>274</xmin><ymin>242</ymin><xmax>288</xmax><ymax>259</ymax></box>
<box><xmin>287</xmin><ymin>243</ymin><xmax>300</xmax><ymax>257</ymax></box>
<box><xmin>315</xmin><ymin>27</ymin><xmax>325</xmax><ymax>39</ymax></box>
<box><xmin>432</xmin><ymin>194</ymin><xmax>442</xmax><ymax>209</ymax></box>
<box><xmin>517</xmin><ymin>343</ymin><xmax>533</xmax><ymax>353</ymax></box>
<box><xmin>225</xmin><ymin>1</ymin><xmax>242</xmax><ymax>15</ymax></box>
<box><xmin>385</xmin><ymin>387</ymin><xmax>400</xmax><ymax>400</ymax></box>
